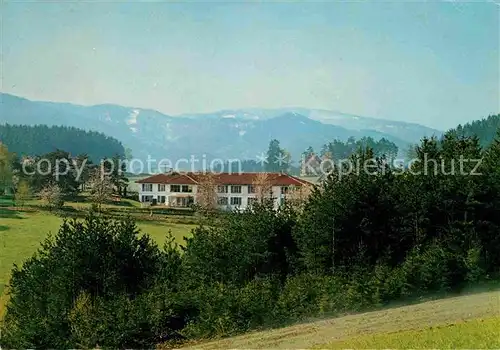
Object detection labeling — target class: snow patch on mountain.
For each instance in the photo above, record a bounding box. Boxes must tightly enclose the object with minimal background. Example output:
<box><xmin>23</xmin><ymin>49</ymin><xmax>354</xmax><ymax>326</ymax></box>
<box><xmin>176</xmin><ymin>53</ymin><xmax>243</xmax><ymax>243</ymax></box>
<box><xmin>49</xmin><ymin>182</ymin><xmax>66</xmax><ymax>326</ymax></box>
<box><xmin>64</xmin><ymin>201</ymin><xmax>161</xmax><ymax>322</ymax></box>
<box><xmin>126</xmin><ymin>109</ymin><xmax>140</xmax><ymax>125</ymax></box>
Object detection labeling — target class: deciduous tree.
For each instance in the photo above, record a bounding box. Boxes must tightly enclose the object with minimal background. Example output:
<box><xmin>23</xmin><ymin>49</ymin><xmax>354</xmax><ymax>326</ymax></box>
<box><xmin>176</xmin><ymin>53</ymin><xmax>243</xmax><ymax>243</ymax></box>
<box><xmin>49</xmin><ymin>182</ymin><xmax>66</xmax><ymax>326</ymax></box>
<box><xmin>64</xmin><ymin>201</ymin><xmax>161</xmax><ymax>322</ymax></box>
<box><xmin>0</xmin><ymin>142</ymin><xmax>13</xmax><ymax>195</ymax></box>
<box><xmin>253</xmin><ymin>172</ymin><xmax>273</xmax><ymax>205</ymax></box>
<box><xmin>286</xmin><ymin>183</ymin><xmax>313</xmax><ymax>212</ymax></box>
<box><xmin>39</xmin><ymin>183</ymin><xmax>64</xmax><ymax>210</ymax></box>
<box><xmin>102</xmin><ymin>155</ymin><xmax>129</xmax><ymax>197</ymax></box>
<box><xmin>195</xmin><ymin>173</ymin><xmax>218</xmax><ymax>211</ymax></box>
<box><xmin>88</xmin><ymin>170</ymin><xmax>113</xmax><ymax>212</ymax></box>
<box><xmin>14</xmin><ymin>180</ymin><xmax>30</xmax><ymax>207</ymax></box>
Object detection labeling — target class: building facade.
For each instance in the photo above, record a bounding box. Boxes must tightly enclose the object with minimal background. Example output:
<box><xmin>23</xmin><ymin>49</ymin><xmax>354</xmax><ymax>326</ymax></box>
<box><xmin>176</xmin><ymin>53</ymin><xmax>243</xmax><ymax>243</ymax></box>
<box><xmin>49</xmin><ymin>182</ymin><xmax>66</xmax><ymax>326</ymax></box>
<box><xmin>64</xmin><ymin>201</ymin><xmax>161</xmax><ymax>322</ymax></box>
<box><xmin>136</xmin><ymin>172</ymin><xmax>310</xmax><ymax>210</ymax></box>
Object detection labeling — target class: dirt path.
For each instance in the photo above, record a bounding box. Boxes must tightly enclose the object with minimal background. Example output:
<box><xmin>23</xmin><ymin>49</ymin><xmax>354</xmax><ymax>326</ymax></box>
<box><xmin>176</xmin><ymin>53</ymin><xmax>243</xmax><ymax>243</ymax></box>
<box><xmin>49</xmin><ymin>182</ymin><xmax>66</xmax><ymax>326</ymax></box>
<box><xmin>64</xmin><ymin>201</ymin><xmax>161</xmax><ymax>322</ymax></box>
<box><xmin>183</xmin><ymin>290</ymin><xmax>500</xmax><ymax>349</ymax></box>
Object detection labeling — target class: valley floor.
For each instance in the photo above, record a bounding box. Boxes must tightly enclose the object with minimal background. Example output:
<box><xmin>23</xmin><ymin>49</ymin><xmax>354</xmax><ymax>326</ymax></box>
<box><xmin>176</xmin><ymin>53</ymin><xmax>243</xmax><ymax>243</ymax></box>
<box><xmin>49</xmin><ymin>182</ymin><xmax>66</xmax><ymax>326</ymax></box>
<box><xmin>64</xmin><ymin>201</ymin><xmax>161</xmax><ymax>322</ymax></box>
<box><xmin>182</xmin><ymin>290</ymin><xmax>500</xmax><ymax>349</ymax></box>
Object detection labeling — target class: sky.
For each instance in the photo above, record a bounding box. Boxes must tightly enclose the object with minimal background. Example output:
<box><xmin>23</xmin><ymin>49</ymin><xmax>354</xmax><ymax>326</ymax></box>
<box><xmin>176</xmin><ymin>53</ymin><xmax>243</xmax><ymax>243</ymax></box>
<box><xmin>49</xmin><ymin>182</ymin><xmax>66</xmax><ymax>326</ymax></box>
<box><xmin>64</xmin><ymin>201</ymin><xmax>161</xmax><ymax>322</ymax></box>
<box><xmin>2</xmin><ymin>1</ymin><xmax>499</xmax><ymax>130</ymax></box>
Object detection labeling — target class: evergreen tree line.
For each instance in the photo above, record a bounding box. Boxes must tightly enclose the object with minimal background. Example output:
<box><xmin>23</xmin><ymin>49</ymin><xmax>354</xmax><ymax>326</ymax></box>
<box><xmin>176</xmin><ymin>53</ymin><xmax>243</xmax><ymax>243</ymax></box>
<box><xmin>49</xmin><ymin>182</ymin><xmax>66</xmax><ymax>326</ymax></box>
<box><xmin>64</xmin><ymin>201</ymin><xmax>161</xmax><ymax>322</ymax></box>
<box><xmin>0</xmin><ymin>124</ymin><xmax>126</xmax><ymax>163</ymax></box>
<box><xmin>3</xmin><ymin>127</ymin><xmax>500</xmax><ymax>348</ymax></box>
<box><xmin>406</xmin><ymin>114</ymin><xmax>500</xmax><ymax>159</ymax></box>
<box><xmin>453</xmin><ymin>114</ymin><xmax>500</xmax><ymax>148</ymax></box>
<box><xmin>317</xmin><ymin>136</ymin><xmax>399</xmax><ymax>161</ymax></box>
<box><xmin>223</xmin><ymin>136</ymin><xmax>399</xmax><ymax>175</ymax></box>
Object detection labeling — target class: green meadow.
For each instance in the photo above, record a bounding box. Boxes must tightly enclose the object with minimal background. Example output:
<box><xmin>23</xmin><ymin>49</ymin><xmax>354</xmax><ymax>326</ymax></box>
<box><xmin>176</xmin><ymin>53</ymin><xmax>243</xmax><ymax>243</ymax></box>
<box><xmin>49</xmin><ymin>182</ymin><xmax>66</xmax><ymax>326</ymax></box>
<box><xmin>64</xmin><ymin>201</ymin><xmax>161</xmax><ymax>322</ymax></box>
<box><xmin>319</xmin><ymin>316</ymin><xmax>500</xmax><ymax>349</ymax></box>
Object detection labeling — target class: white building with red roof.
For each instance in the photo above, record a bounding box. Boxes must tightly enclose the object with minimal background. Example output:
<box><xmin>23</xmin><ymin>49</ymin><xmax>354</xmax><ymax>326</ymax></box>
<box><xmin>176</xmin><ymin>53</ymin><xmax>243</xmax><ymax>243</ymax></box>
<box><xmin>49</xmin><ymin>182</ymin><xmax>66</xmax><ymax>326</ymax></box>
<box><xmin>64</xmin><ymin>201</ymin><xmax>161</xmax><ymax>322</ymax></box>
<box><xmin>136</xmin><ymin>171</ymin><xmax>310</xmax><ymax>210</ymax></box>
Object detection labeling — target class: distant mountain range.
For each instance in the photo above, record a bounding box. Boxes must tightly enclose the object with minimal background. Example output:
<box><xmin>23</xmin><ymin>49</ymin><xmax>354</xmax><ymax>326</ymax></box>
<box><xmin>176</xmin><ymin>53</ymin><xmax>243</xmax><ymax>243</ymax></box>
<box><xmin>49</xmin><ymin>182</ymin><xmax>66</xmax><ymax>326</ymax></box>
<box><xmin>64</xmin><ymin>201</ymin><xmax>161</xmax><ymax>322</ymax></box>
<box><xmin>0</xmin><ymin>93</ymin><xmax>441</xmax><ymax>165</ymax></box>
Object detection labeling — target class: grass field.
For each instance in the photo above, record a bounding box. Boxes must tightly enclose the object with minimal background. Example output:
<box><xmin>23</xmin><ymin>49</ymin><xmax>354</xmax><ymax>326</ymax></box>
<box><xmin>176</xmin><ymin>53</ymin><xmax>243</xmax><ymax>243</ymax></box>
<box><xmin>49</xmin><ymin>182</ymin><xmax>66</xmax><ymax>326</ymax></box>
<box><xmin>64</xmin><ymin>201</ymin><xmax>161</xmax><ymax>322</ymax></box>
<box><xmin>318</xmin><ymin>316</ymin><xmax>500</xmax><ymax>349</ymax></box>
<box><xmin>0</xmin><ymin>207</ymin><xmax>196</xmax><ymax>296</ymax></box>
<box><xmin>184</xmin><ymin>290</ymin><xmax>500</xmax><ymax>349</ymax></box>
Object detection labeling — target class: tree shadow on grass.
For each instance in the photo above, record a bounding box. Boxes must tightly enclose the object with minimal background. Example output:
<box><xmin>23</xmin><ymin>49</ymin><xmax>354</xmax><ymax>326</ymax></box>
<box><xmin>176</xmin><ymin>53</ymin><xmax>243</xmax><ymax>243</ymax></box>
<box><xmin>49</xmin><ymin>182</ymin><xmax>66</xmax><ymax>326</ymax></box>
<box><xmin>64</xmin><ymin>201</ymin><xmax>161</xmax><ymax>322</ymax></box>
<box><xmin>107</xmin><ymin>200</ymin><xmax>134</xmax><ymax>208</ymax></box>
<box><xmin>0</xmin><ymin>208</ymin><xmax>24</xmax><ymax>219</ymax></box>
<box><xmin>0</xmin><ymin>225</ymin><xmax>9</xmax><ymax>232</ymax></box>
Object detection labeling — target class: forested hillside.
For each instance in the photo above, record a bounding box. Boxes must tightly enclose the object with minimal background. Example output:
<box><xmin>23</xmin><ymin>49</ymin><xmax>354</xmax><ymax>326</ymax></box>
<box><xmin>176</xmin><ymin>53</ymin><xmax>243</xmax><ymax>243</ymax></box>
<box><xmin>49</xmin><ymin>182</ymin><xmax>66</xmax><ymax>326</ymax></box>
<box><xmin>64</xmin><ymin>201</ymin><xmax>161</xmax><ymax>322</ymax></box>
<box><xmin>0</xmin><ymin>124</ymin><xmax>125</xmax><ymax>162</ymax></box>
<box><xmin>452</xmin><ymin>114</ymin><xmax>500</xmax><ymax>148</ymax></box>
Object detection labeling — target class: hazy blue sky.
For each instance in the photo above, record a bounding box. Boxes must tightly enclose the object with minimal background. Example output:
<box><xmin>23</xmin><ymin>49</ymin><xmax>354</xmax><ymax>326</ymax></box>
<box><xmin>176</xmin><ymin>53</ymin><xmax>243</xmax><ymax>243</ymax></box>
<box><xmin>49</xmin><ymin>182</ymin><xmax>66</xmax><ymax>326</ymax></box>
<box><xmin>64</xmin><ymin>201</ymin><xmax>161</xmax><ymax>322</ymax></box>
<box><xmin>2</xmin><ymin>1</ymin><xmax>499</xmax><ymax>130</ymax></box>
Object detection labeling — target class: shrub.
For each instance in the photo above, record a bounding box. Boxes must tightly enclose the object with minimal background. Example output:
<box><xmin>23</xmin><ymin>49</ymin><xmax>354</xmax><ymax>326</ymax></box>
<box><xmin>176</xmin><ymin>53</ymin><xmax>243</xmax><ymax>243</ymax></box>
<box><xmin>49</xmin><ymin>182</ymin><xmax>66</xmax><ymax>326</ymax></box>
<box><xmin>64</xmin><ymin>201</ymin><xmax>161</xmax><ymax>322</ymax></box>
<box><xmin>398</xmin><ymin>242</ymin><xmax>452</xmax><ymax>296</ymax></box>
<box><xmin>181</xmin><ymin>282</ymin><xmax>240</xmax><ymax>339</ymax></box>
<box><xmin>182</xmin><ymin>203</ymin><xmax>298</xmax><ymax>288</ymax></box>
<box><xmin>234</xmin><ymin>277</ymin><xmax>280</xmax><ymax>330</ymax></box>
<box><xmin>276</xmin><ymin>274</ymin><xmax>343</xmax><ymax>321</ymax></box>
<box><xmin>464</xmin><ymin>244</ymin><xmax>486</xmax><ymax>283</ymax></box>
<box><xmin>68</xmin><ymin>285</ymin><xmax>186</xmax><ymax>348</ymax></box>
<box><xmin>368</xmin><ymin>263</ymin><xmax>397</xmax><ymax>304</ymax></box>
<box><xmin>182</xmin><ymin>277</ymin><xmax>279</xmax><ymax>339</ymax></box>
<box><xmin>1</xmin><ymin>215</ymin><xmax>166</xmax><ymax>348</ymax></box>
<box><xmin>341</xmin><ymin>266</ymin><xmax>383</xmax><ymax>312</ymax></box>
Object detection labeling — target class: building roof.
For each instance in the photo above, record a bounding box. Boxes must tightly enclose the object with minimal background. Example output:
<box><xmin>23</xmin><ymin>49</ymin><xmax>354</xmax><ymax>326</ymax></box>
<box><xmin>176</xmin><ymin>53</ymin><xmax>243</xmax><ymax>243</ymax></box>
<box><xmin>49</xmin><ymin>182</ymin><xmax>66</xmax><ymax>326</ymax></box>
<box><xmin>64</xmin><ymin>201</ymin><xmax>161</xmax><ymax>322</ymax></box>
<box><xmin>136</xmin><ymin>172</ymin><xmax>311</xmax><ymax>186</ymax></box>
<box><xmin>136</xmin><ymin>173</ymin><xmax>198</xmax><ymax>185</ymax></box>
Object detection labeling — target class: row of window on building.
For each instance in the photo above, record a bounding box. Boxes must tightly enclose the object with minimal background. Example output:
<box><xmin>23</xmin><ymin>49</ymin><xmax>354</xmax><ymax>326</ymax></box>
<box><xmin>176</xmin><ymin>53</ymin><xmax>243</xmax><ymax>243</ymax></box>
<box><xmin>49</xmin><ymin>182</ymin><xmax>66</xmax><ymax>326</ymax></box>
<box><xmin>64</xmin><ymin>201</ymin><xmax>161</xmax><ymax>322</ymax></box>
<box><xmin>217</xmin><ymin>196</ymin><xmax>244</xmax><ymax>205</ymax></box>
<box><xmin>141</xmin><ymin>195</ymin><xmax>167</xmax><ymax>203</ymax></box>
<box><xmin>141</xmin><ymin>184</ymin><xmax>193</xmax><ymax>193</ymax></box>
<box><xmin>140</xmin><ymin>196</ymin><xmax>245</xmax><ymax>206</ymax></box>
<box><xmin>141</xmin><ymin>184</ymin><xmax>291</xmax><ymax>194</ymax></box>
<box><xmin>140</xmin><ymin>195</ymin><xmax>193</xmax><ymax>206</ymax></box>
<box><xmin>217</xmin><ymin>185</ymin><xmax>290</xmax><ymax>194</ymax></box>
<box><xmin>140</xmin><ymin>195</ymin><xmax>286</xmax><ymax>207</ymax></box>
